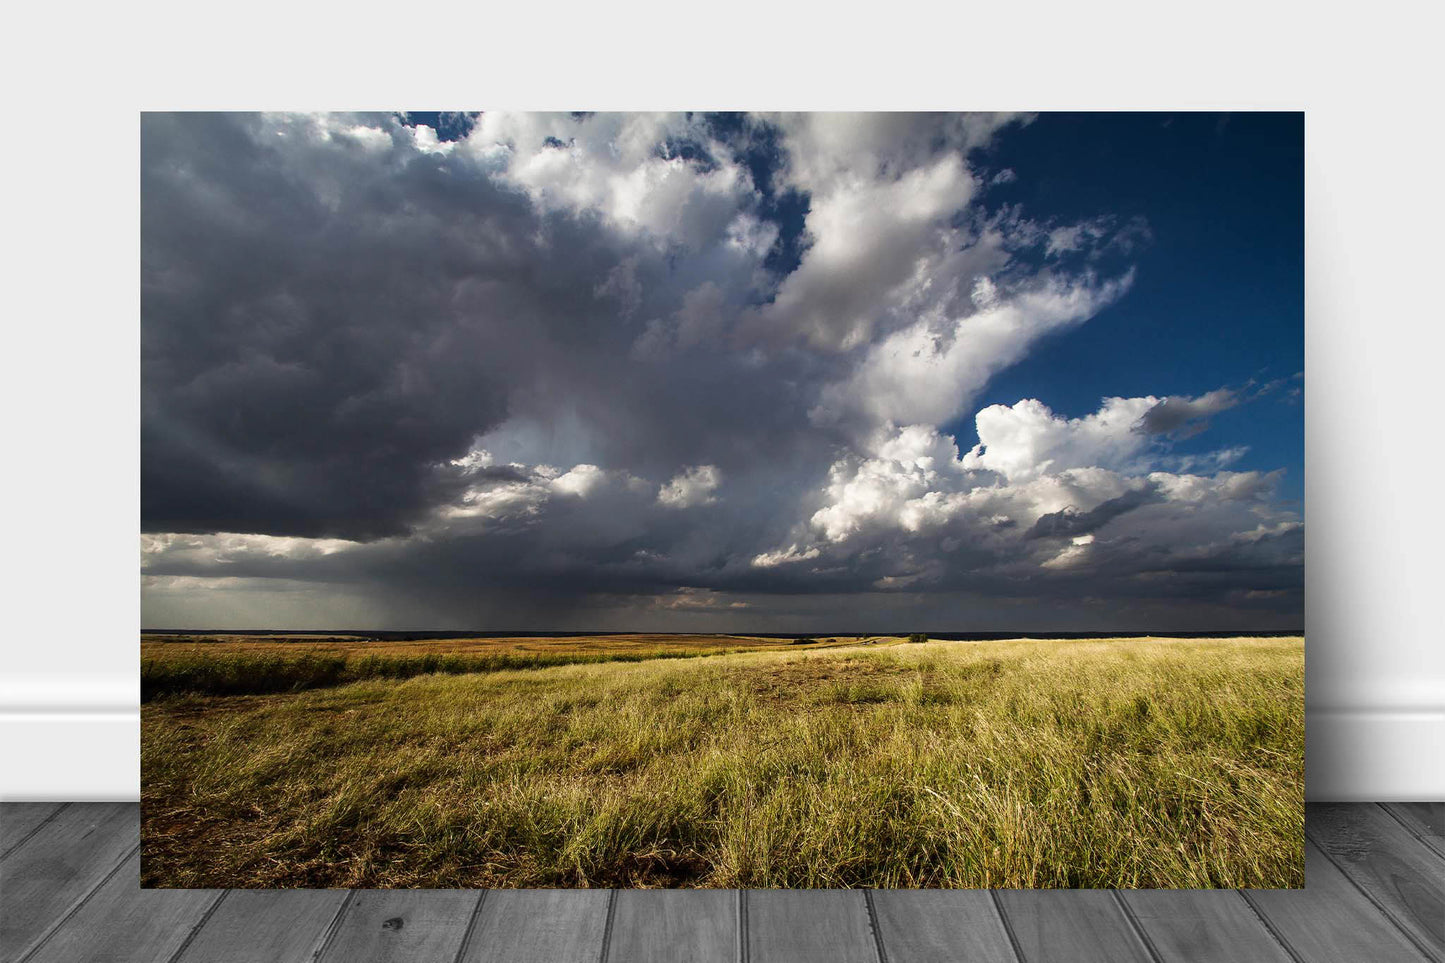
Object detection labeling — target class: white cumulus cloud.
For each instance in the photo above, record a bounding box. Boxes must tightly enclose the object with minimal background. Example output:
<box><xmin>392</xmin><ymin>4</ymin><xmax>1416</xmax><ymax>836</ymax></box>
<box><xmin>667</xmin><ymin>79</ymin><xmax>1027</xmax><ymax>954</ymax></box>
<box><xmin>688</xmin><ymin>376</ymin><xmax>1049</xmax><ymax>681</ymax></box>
<box><xmin>658</xmin><ymin>465</ymin><xmax>722</xmax><ymax>508</ymax></box>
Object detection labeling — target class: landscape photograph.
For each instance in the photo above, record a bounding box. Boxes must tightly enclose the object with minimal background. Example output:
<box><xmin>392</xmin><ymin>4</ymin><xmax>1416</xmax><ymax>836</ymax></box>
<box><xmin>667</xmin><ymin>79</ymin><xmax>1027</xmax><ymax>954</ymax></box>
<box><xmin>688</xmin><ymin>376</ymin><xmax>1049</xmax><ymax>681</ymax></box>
<box><xmin>141</xmin><ymin>111</ymin><xmax>1304</xmax><ymax>889</ymax></box>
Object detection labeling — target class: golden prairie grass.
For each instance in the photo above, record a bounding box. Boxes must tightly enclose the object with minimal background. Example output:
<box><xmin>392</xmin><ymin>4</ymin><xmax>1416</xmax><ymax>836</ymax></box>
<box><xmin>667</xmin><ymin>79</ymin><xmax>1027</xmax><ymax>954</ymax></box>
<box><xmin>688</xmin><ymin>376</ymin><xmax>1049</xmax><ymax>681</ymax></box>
<box><xmin>140</xmin><ymin>636</ymin><xmax>1303</xmax><ymax>889</ymax></box>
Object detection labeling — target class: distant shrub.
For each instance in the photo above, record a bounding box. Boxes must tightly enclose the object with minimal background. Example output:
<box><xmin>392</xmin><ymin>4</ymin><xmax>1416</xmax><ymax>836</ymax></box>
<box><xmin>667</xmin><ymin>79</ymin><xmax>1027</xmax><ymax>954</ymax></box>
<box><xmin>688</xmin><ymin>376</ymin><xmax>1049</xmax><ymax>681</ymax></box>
<box><xmin>907</xmin><ymin>633</ymin><xmax>929</xmax><ymax>644</ymax></box>
<box><xmin>791</xmin><ymin>636</ymin><xmax>817</xmax><ymax>645</ymax></box>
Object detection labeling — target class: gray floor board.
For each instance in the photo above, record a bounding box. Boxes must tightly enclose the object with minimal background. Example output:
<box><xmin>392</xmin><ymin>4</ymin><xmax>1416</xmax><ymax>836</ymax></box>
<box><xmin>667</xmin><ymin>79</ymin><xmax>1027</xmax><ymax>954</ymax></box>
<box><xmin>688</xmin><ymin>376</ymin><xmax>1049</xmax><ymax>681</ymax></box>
<box><xmin>0</xmin><ymin>802</ymin><xmax>137</xmax><ymax>962</ymax></box>
<box><xmin>993</xmin><ymin>890</ymin><xmax>1154</xmax><ymax>963</ymax></box>
<box><xmin>19</xmin><ymin>850</ymin><xmax>221</xmax><ymax>963</ymax></box>
<box><xmin>1383</xmin><ymin>802</ymin><xmax>1445</xmax><ymax>860</ymax></box>
<box><xmin>173</xmin><ymin>889</ymin><xmax>351</xmax><ymax>963</ymax></box>
<box><xmin>0</xmin><ymin>803</ymin><xmax>66</xmax><ymax>859</ymax></box>
<box><xmin>1246</xmin><ymin>839</ymin><xmax>1434</xmax><ymax>963</ymax></box>
<box><xmin>1307</xmin><ymin>802</ymin><xmax>1444</xmax><ymax>960</ymax></box>
<box><xmin>460</xmin><ymin>890</ymin><xmax>611</xmax><ymax>963</ymax></box>
<box><xmin>605</xmin><ymin>890</ymin><xmax>736</xmax><ymax>963</ymax></box>
<box><xmin>869</xmin><ymin>889</ymin><xmax>1018</xmax><ymax>962</ymax></box>
<box><xmin>315</xmin><ymin>890</ymin><xmax>482</xmax><ymax>963</ymax></box>
<box><xmin>1120</xmin><ymin>889</ymin><xmax>1293</xmax><ymax>963</ymax></box>
<box><xmin>744</xmin><ymin>890</ymin><xmax>878</xmax><ymax>963</ymax></box>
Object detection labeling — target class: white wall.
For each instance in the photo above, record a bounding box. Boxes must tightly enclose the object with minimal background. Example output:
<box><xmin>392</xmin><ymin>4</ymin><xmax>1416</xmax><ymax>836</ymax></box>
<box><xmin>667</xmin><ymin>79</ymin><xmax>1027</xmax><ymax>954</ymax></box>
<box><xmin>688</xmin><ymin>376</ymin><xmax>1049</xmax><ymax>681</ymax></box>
<box><xmin>1</xmin><ymin>3</ymin><xmax>1441</xmax><ymax>801</ymax></box>
<box><xmin>1300</xmin><ymin>106</ymin><xmax>1445</xmax><ymax>799</ymax></box>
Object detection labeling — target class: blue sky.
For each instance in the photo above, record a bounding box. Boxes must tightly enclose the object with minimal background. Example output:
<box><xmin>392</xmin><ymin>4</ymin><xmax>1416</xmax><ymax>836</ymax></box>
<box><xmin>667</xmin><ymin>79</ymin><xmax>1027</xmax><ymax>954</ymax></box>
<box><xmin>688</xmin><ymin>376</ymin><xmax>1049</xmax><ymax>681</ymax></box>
<box><xmin>141</xmin><ymin>112</ymin><xmax>1304</xmax><ymax>631</ymax></box>
<box><xmin>962</xmin><ymin>112</ymin><xmax>1303</xmax><ymax>502</ymax></box>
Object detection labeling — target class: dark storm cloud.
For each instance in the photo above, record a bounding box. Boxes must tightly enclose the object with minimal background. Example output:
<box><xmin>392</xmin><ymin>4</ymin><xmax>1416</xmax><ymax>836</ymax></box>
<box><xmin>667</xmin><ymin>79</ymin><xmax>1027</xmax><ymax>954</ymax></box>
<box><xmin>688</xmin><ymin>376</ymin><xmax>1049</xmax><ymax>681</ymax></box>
<box><xmin>144</xmin><ymin>113</ymin><xmax>530</xmax><ymax>537</ymax></box>
<box><xmin>141</xmin><ymin>112</ymin><xmax>1303</xmax><ymax>630</ymax></box>
<box><xmin>1137</xmin><ymin>388</ymin><xmax>1238</xmax><ymax>438</ymax></box>
<box><xmin>1025</xmin><ymin>485</ymin><xmax>1163</xmax><ymax>540</ymax></box>
<box><xmin>142</xmin><ymin>113</ymin><xmax>830</xmax><ymax>540</ymax></box>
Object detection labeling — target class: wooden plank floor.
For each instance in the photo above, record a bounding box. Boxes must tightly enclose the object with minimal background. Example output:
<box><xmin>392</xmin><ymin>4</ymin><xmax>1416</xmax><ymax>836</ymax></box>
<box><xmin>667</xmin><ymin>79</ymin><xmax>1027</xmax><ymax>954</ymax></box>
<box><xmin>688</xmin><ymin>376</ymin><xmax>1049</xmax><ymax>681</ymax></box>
<box><xmin>1</xmin><ymin>803</ymin><xmax>1440</xmax><ymax>963</ymax></box>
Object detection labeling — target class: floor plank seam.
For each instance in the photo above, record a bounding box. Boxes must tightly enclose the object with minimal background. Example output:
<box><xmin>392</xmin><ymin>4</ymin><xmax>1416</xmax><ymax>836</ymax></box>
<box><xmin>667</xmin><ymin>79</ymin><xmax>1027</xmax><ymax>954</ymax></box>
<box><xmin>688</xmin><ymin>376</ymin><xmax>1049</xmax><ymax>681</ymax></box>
<box><xmin>310</xmin><ymin>888</ymin><xmax>357</xmax><ymax>963</ymax></box>
<box><xmin>1236</xmin><ymin>890</ymin><xmax>1308</xmax><ymax>963</ymax></box>
<box><xmin>736</xmin><ymin>889</ymin><xmax>749</xmax><ymax>963</ymax></box>
<box><xmin>987</xmin><ymin>891</ymin><xmax>1026</xmax><ymax>963</ymax></box>
<box><xmin>597</xmin><ymin>889</ymin><xmax>618</xmax><ymax>963</ymax></box>
<box><xmin>164</xmin><ymin>889</ymin><xmax>229</xmax><ymax>963</ymax></box>
<box><xmin>862</xmin><ymin>890</ymin><xmax>889</xmax><ymax>963</ymax></box>
<box><xmin>0</xmin><ymin>803</ymin><xmax>69</xmax><ymax>861</ymax></box>
<box><xmin>1304</xmin><ymin>827</ymin><xmax>1443</xmax><ymax>963</ymax></box>
<box><xmin>1110</xmin><ymin>890</ymin><xmax>1166</xmax><ymax>963</ymax></box>
<box><xmin>1377</xmin><ymin>804</ymin><xmax>1445</xmax><ymax>863</ymax></box>
<box><xmin>14</xmin><ymin>841</ymin><xmax>139</xmax><ymax>963</ymax></box>
<box><xmin>450</xmin><ymin>890</ymin><xmax>488</xmax><ymax>963</ymax></box>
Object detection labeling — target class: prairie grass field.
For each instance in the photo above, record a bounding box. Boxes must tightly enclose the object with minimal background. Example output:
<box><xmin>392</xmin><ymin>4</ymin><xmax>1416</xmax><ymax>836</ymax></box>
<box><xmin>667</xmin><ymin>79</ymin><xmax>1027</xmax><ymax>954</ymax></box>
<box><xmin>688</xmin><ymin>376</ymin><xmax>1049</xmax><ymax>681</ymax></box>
<box><xmin>140</xmin><ymin>634</ymin><xmax>1304</xmax><ymax>889</ymax></box>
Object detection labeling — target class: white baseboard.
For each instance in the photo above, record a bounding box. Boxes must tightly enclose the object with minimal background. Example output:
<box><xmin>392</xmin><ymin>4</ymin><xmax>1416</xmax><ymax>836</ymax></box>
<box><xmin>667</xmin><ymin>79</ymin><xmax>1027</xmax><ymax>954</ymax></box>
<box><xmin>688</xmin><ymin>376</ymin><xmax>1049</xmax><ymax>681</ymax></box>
<box><xmin>1</xmin><ymin>711</ymin><xmax>140</xmax><ymax>801</ymax></box>
<box><xmin>2</xmin><ymin>704</ymin><xmax>1439</xmax><ymax>802</ymax></box>
<box><xmin>1305</xmin><ymin>708</ymin><xmax>1445</xmax><ymax>801</ymax></box>
<box><xmin>1</xmin><ymin>674</ymin><xmax>139</xmax><ymax>800</ymax></box>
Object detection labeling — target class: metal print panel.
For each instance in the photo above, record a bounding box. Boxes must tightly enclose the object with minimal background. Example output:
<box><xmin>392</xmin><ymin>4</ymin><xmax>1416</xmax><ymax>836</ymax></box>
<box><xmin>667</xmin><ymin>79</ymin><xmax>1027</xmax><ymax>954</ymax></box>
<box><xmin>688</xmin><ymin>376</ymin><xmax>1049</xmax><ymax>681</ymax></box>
<box><xmin>140</xmin><ymin>111</ymin><xmax>1304</xmax><ymax>888</ymax></box>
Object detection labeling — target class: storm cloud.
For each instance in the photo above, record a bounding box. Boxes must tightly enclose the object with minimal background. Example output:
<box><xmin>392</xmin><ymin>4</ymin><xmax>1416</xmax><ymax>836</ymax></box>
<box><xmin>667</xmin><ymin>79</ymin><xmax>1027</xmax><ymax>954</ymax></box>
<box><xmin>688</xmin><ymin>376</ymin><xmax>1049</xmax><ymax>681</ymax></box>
<box><xmin>1025</xmin><ymin>485</ymin><xmax>1165</xmax><ymax>540</ymax></box>
<box><xmin>141</xmin><ymin>112</ymin><xmax>1303</xmax><ymax>630</ymax></box>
